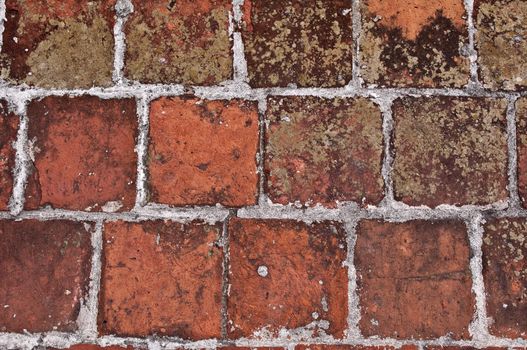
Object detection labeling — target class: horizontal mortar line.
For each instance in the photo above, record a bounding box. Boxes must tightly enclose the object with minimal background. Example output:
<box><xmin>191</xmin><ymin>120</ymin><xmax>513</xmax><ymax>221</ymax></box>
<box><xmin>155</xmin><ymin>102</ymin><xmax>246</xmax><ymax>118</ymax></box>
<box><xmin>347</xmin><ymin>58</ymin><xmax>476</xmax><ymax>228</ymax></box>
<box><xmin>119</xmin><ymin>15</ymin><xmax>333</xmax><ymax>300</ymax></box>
<box><xmin>1</xmin><ymin>332</ymin><xmax>526</xmax><ymax>349</ymax></box>
<box><xmin>0</xmin><ymin>83</ymin><xmax>526</xmax><ymax>101</ymax></box>
<box><xmin>2</xmin><ymin>202</ymin><xmax>527</xmax><ymax>223</ymax></box>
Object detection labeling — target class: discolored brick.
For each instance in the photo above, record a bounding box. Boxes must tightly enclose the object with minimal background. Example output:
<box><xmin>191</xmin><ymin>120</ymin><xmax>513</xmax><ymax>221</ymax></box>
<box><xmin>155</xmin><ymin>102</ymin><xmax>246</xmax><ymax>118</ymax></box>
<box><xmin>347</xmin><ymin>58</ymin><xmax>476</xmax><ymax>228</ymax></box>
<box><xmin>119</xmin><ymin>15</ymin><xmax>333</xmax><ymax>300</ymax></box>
<box><xmin>227</xmin><ymin>218</ymin><xmax>348</xmax><ymax>339</ymax></box>
<box><xmin>515</xmin><ymin>98</ymin><xmax>527</xmax><ymax>207</ymax></box>
<box><xmin>483</xmin><ymin>218</ymin><xmax>527</xmax><ymax>339</ymax></box>
<box><xmin>475</xmin><ymin>0</ymin><xmax>527</xmax><ymax>90</ymax></box>
<box><xmin>241</xmin><ymin>0</ymin><xmax>353</xmax><ymax>87</ymax></box>
<box><xmin>265</xmin><ymin>96</ymin><xmax>384</xmax><ymax>207</ymax></box>
<box><xmin>124</xmin><ymin>0</ymin><xmax>232</xmax><ymax>85</ymax></box>
<box><xmin>392</xmin><ymin>97</ymin><xmax>508</xmax><ymax>207</ymax></box>
<box><xmin>25</xmin><ymin>96</ymin><xmax>137</xmax><ymax>212</ymax></box>
<box><xmin>0</xmin><ymin>0</ymin><xmax>116</xmax><ymax>88</ymax></box>
<box><xmin>0</xmin><ymin>220</ymin><xmax>92</xmax><ymax>332</ymax></box>
<box><xmin>0</xmin><ymin>100</ymin><xmax>18</xmax><ymax>210</ymax></box>
<box><xmin>148</xmin><ymin>96</ymin><xmax>259</xmax><ymax>207</ymax></box>
<box><xmin>355</xmin><ymin>220</ymin><xmax>474</xmax><ymax>339</ymax></box>
<box><xmin>99</xmin><ymin>220</ymin><xmax>223</xmax><ymax>339</ymax></box>
<box><xmin>360</xmin><ymin>0</ymin><xmax>470</xmax><ymax>87</ymax></box>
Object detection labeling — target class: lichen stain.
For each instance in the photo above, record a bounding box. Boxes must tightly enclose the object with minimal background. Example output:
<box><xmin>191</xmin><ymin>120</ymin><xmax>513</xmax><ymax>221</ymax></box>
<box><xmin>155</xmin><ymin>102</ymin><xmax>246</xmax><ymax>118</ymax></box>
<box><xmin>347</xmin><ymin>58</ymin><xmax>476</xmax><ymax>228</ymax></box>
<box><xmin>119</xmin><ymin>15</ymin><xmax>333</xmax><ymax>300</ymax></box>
<box><xmin>392</xmin><ymin>97</ymin><xmax>509</xmax><ymax>207</ymax></box>
<box><xmin>475</xmin><ymin>0</ymin><xmax>527</xmax><ymax>90</ymax></box>
<box><xmin>124</xmin><ymin>0</ymin><xmax>232</xmax><ymax>84</ymax></box>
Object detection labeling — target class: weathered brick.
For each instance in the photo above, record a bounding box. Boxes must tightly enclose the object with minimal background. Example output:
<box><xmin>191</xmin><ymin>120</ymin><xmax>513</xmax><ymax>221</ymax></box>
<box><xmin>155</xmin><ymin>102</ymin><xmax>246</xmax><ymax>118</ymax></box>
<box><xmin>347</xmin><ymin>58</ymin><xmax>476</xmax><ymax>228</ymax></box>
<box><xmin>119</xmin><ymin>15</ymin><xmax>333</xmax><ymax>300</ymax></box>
<box><xmin>0</xmin><ymin>100</ymin><xmax>18</xmax><ymax>210</ymax></box>
<box><xmin>0</xmin><ymin>220</ymin><xmax>92</xmax><ymax>332</ymax></box>
<box><xmin>360</xmin><ymin>0</ymin><xmax>470</xmax><ymax>87</ymax></box>
<box><xmin>241</xmin><ymin>0</ymin><xmax>353</xmax><ymax>87</ymax></box>
<box><xmin>515</xmin><ymin>98</ymin><xmax>527</xmax><ymax>207</ymax></box>
<box><xmin>148</xmin><ymin>96</ymin><xmax>259</xmax><ymax>207</ymax></box>
<box><xmin>392</xmin><ymin>97</ymin><xmax>508</xmax><ymax>207</ymax></box>
<box><xmin>475</xmin><ymin>0</ymin><xmax>527</xmax><ymax>90</ymax></box>
<box><xmin>265</xmin><ymin>96</ymin><xmax>384</xmax><ymax>207</ymax></box>
<box><xmin>355</xmin><ymin>220</ymin><xmax>474</xmax><ymax>339</ymax></box>
<box><xmin>227</xmin><ymin>218</ymin><xmax>348</xmax><ymax>338</ymax></box>
<box><xmin>124</xmin><ymin>0</ymin><xmax>232</xmax><ymax>85</ymax></box>
<box><xmin>99</xmin><ymin>220</ymin><xmax>223</xmax><ymax>339</ymax></box>
<box><xmin>25</xmin><ymin>96</ymin><xmax>137</xmax><ymax>212</ymax></box>
<box><xmin>0</xmin><ymin>0</ymin><xmax>115</xmax><ymax>88</ymax></box>
<box><xmin>483</xmin><ymin>218</ymin><xmax>527</xmax><ymax>339</ymax></box>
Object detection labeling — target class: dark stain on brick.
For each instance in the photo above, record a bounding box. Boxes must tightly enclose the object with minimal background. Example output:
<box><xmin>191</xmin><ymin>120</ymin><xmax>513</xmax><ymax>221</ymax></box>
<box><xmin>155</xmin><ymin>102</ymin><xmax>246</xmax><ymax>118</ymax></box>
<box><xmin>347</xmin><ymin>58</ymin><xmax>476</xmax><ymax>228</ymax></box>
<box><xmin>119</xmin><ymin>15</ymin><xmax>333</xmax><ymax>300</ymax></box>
<box><xmin>242</xmin><ymin>0</ymin><xmax>353</xmax><ymax>87</ymax></box>
<box><xmin>0</xmin><ymin>219</ymin><xmax>92</xmax><ymax>332</ymax></box>
<box><xmin>0</xmin><ymin>100</ymin><xmax>18</xmax><ymax>210</ymax></box>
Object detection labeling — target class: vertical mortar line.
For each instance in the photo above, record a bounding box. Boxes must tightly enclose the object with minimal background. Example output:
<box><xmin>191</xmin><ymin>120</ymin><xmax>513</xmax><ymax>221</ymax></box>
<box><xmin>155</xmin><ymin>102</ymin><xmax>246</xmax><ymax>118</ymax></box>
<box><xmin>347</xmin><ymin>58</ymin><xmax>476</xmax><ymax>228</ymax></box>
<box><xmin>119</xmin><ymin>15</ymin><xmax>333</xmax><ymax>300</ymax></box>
<box><xmin>377</xmin><ymin>96</ymin><xmax>396</xmax><ymax>207</ymax></box>
<box><xmin>342</xmin><ymin>215</ymin><xmax>361</xmax><ymax>339</ymax></box>
<box><xmin>8</xmin><ymin>96</ymin><xmax>30</xmax><ymax>215</ymax></box>
<box><xmin>76</xmin><ymin>220</ymin><xmax>104</xmax><ymax>340</ymax></box>
<box><xmin>0</xmin><ymin>0</ymin><xmax>6</xmax><ymax>52</ymax></box>
<box><xmin>112</xmin><ymin>0</ymin><xmax>134</xmax><ymax>85</ymax></box>
<box><xmin>467</xmin><ymin>213</ymin><xmax>491</xmax><ymax>340</ymax></box>
<box><xmin>350</xmin><ymin>0</ymin><xmax>363</xmax><ymax>88</ymax></box>
<box><xmin>220</xmin><ymin>210</ymin><xmax>235</xmax><ymax>339</ymax></box>
<box><xmin>506</xmin><ymin>95</ymin><xmax>520</xmax><ymax>208</ymax></box>
<box><xmin>257</xmin><ymin>98</ymin><xmax>268</xmax><ymax>206</ymax></box>
<box><xmin>464</xmin><ymin>0</ymin><xmax>481</xmax><ymax>88</ymax></box>
<box><xmin>232</xmin><ymin>0</ymin><xmax>248</xmax><ymax>83</ymax></box>
<box><xmin>134</xmin><ymin>95</ymin><xmax>150</xmax><ymax>209</ymax></box>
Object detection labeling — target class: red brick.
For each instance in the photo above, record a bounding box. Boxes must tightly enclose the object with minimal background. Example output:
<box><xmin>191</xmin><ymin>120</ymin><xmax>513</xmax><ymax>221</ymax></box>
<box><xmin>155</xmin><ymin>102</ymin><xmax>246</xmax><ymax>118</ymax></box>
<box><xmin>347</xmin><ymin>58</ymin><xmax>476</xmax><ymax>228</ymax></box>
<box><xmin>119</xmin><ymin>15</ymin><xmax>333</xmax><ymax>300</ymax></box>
<box><xmin>392</xmin><ymin>97</ymin><xmax>508</xmax><ymax>207</ymax></box>
<box><xmin>0</xmin><ymin>0</ymin><xmax>116</xmax><ymax>88</ymax></box>
<box><xmin>241</xmin><ymin>0</ymin><xmax>353</xmax><ymax>87</ymax></box>
<box><xmin>124</xmin><ymin>0</ymin><xmax>232</xmax><ymax>84</ymax></box>
<box><xmin>0</xmin><ymin>220</ymin><xmax>92</xmax><ymax>332</ymax></box>
<box><xmin>265</xmin><ymin>96</ymin><xmax>384</xmax><ymax>207</ymax></box>
<box><xmin>99</xmin><ymin>220</ymin><xmax>223</xmax><ymax>339</ymax></box>
<box><xmin>475</xmin><ymin>0</ymin><xmax>527</xmax><ymax>90</ymax></box>
<box><xmin>355</xmin><ymin>220</ymin><xmax>474</xmax><ymax>339</ymax></box>
<box><xmin>483</xmin><ymin>218</ymin><xmax>527</xmax><ymax>339</ymax></box>
<box><xmin>360</xmin><ymin>0</ymin><xmax>469</xmax><ymax>87</ymax></box>
<box><xmin>0</xmin><ymin>100</ymin><xmax>18</xmax><ymax>210</ymax></box>
<box><xmin>515</xmin><ymin>98</ymin><xmax>527</xmax><ymax>207</ymax></box>
<box><xmin>25</xmin><ymin>96</ymin><xmax>137</xmax><ymax>212</ymax></box>
<box><xmin>227</xmin><ymin>218</ymin><xmax>348</xmax><ymax>339</ymax></box>
<box><xmin>148</xmin><ymin>96</ymin><xmax>259</xmax><ymax>207</ymax></box>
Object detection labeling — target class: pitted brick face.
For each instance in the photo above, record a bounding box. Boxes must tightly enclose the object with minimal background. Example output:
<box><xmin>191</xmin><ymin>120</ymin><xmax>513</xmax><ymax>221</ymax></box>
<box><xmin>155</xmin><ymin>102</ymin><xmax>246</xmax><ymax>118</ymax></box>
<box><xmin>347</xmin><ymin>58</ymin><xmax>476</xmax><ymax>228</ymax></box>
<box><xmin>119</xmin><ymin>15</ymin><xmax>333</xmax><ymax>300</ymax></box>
<box><xmin>475</xmin><ymin>0</ymin><xmax>527</xmax><ymax>90</ymax></box>
<box><xmin>0</xmin><ymin>220</ymin><xmax>92</xmax><ymax>333</ymax></box>
<box><xmin>241</xmin><ymin>0</ymin><xmax>353</xmax><ymax>87</ymax></box>
<box><xmin>0</xmin><ymin>0</ymin><xmax>115</xmax><ymax>88</ymax></box>
<box><xmin>124</xmin><ymin>0</ymin><xmax>232</xmax><ymax>85</ymax></box>
<box><xmin>227</xmin><ymin>218</ymin><xmax>348</xmax><ymax>339</ymax></box>
<box><xmin>360</xmin><ymin>0</ymin><xmax>470</xmax><ymax>87</ymax></box>
<box><xmin>0</xmin><ymin>100</ymin><xmax>18</xmax><ymax>211</ymax></box>
<box><xmin>148</xmin><ymin>96</ymin><xmax>259</xmax><ymax>207</ymax></box>
<box><xmin>265</xmin><ymin>96</ymin><xmax>384</xmax><ymax>207</ymax></box>
<box><xmin>99</xmin><ymin>220</ymin><xmax>223</xmax><ymax>339</ymax></box>
<box><xmin>483</xmin><ymin>218</ymin><xmax>527</xmax><ymax>339</ymax></box>
<box><xmin>392</xmin><ymin>97</ymin><xmax>509</xmax><ymax>207</ymax></box>
<box><xmin>25</xmin><ymin>96</ymin><xmax>137</xmax><ymax>212</ymax></box>
<box><xmin>355</xmin><ymin>220</ymin><xmax>474</xmax><ymax>339</ymax></box>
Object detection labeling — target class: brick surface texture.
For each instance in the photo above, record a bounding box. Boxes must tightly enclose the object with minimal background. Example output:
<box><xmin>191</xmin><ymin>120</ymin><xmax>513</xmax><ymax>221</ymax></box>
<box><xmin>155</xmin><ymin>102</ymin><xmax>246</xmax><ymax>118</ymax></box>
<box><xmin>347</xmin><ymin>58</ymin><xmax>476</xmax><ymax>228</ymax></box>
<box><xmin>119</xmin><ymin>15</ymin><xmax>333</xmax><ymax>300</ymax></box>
<box><xmin>1</xmin><ymin>0</ymin><xmax>527</xmax><ymax>349</ymax></box>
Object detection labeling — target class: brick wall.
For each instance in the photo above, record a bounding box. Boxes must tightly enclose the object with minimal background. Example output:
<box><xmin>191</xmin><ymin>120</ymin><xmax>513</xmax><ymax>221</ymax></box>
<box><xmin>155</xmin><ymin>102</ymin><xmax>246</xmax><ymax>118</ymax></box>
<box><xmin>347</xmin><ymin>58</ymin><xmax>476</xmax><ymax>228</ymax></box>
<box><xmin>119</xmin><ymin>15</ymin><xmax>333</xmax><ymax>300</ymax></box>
<box><xmin>0</xmin><ymin>0</ymin><xmax>526</xmax><ymax>350</ymax></box>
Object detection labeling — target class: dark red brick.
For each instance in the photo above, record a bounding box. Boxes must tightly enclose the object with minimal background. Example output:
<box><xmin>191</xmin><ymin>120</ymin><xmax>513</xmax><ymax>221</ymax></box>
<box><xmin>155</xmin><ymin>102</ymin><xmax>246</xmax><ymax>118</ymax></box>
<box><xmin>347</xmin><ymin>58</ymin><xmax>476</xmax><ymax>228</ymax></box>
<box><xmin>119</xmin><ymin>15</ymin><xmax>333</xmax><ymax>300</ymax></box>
<box><xmin>265</xmin><ymin>96</ymin><xmax>384</xmax><ymax>207</ymax></box>
<box><xmin>355</xmin><ymin>220</ymin><xmax>474</xmax><ymax>339</ymax></box>
<box><xmin>0</xmin><ymin>100</ymin><xmax>18</xmax><ymax>210</ymax></box>
<box><xmin>360</xmin><ymin>0</ymin><xmax>469</xmax><ymax>87</ymax></box>
<box><xmin>1</xmin><ymin>0</ymin><xmax>116</xmax><ymax>88</ymax></box>
<box><xmin>475</xmin><ymin>0</ymin><xmax>527</xmax><ymax>90</ymax></box>
<box><xmin>148</xmin><ymin>96</ymin><xmax>259</xmax><ymax>207</ymax></box>
<box><xmin>241</xmin><ymin>0</ymin><xmax>353</xmax><ymax>87</ymax></box>
<box><xmin>392</xmin><ymin>97</ymin><xmax>508</xmax><ymax>207</ymax></box>
<box><xmin>99</xmin><ymin>220</ymin><xmax>223</xmax><ymax>339</ymax></box>
<box><xmin>124</xmin><ymin>0</ymin><xmax>232</xmax><ymax>84</ymax></box>
<box><xmin>0</xmin><ymin>220</ymin><xmax>92</xmax><ymax>332</ymax></box>
<box><xmin>483</xmin><ymin>218</ymin><xmax>527</xmax><ymax>339</ymax></box>
<box><xmin>227</xmin><ymin>218</ymin><xmax>348</xmax><ymax>339</ymax></box>
<box><xmin>25</xmin><ymin>96</ymin><xmax>137</xmax><ymax>212</ymax></box>
<box><xmin>515</xmin><ymin>98</ymin><xmax>527</xmax><ymax>207</ymax></box>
